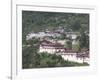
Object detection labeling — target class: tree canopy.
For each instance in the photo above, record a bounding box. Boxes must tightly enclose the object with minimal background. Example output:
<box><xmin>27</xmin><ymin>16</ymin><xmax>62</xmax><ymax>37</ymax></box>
<box><xmin>22</xmin><ymin>11</ymin><xmax>89</xmax><ymax>44</ymax></box>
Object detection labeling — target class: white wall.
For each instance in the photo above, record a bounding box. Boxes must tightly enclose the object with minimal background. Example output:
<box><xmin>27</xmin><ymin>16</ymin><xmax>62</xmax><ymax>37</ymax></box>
<box><xmin>0</xmin><ymin>0</ymin><xmax>100</xmax><ymax>80</ymax></box>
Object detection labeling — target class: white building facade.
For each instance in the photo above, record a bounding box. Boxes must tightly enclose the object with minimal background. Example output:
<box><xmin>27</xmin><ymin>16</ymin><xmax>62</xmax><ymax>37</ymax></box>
<box><xmin>39</xmin><ymin>40</ymin><xmax>89</xmax><ymax>63</ymax></box>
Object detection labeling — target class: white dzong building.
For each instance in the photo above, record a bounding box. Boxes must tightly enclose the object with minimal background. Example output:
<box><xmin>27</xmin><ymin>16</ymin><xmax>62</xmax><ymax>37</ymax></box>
<box><xmin>39</xmin><ymin>40</ymin><xmax>89</xmax><ymax>63</ymax></box>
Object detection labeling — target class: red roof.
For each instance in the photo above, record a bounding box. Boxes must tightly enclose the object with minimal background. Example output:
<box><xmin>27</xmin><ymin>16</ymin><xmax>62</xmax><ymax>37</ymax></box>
<box><xmin>64</xmin><ymin>50</ymin><xmax>77</xmax><ymax>53</ymax></box>
<box><xmin>40</xmin><ymin>40</ymin><xmax>64</xmax><ymax>48</ymax></box>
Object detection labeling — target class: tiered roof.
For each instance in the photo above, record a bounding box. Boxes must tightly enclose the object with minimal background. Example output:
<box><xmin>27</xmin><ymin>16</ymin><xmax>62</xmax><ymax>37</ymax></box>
<box><xmin>40</xmin><ymin>40</ymin><xmax>64</xmax><ymax>48</ymax></box>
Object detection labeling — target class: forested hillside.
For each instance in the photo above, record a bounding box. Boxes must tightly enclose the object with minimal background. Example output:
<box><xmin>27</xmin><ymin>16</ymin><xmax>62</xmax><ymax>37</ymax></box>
<box><xmin>22</xmin><ymin>11</ymin><xmax>89</xmax><ymax>44</ymax></box>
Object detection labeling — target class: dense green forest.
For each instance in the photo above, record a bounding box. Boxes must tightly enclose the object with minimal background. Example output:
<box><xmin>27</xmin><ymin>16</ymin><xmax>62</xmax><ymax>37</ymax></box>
<box><xmin>22</xmin><ymin>11</ymin><xmax>89</xmax><ymax>68</ymax></box>
<box><xmin>22</xmin><ymin>11</ymin><xmax>89</xmax><ymax>44</ymax></box>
